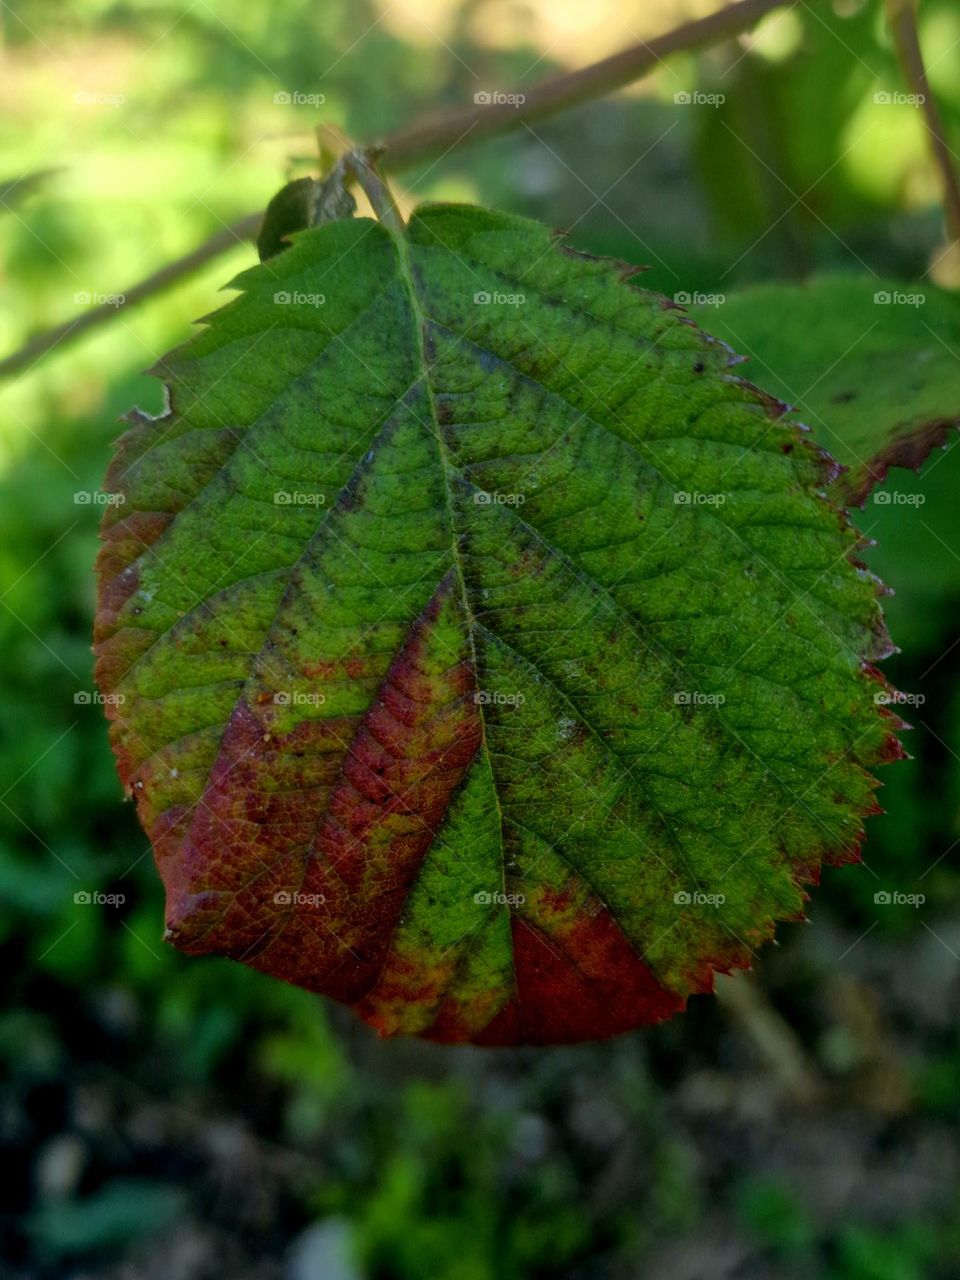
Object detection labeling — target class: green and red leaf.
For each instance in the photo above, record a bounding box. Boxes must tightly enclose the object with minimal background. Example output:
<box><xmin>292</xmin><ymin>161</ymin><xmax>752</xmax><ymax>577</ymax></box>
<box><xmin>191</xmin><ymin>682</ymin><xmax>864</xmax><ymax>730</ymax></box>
<box><xmin>95</xmin><ymin>204</ymin><xmax>901</xmax><ymax>1044</ymax></box>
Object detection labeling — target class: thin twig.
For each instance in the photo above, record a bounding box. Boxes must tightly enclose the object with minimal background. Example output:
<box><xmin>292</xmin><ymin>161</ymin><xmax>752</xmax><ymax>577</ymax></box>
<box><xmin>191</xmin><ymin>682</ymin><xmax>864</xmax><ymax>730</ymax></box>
<box><xmin>715</xmin><ymin>972</ymin><xmax>824</xmax><ymax>1105</ymax></box>
<box><xmin>379</xmin><ymin>0</ymin><xmax>787</xmax><ymax>166</ymax></box>
<box><xmin>886</xmin><ymin>0</ymin><xmax>960</xmax><ymax>241</ymax></box>
<box><xmin>0</xmin><ymin>0</ymin><xmax>788</xmax><ymax>381</ymax></box>
<box><xmin>0</xmin><ymin>214</ymin><xmax>261</xmax><ymax>380</ymax></box>
<box><xmin>342</xmin><ymin>149</ymin><xmax>406</xmax><ymax>234</ymax></box>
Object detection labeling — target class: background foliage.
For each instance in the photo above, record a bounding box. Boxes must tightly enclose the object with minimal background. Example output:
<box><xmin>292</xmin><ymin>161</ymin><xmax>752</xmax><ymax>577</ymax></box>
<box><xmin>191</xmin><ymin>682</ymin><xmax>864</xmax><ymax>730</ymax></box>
<box><xmin>2</xmin><ymin>0</ymin><xmax>960</xmax><ymax>1276</ymax></box>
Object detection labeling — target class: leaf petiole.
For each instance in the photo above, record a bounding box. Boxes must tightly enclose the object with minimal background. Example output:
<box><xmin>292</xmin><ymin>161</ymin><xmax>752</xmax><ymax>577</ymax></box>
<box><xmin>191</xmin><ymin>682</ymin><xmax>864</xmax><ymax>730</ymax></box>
<box><xmin>341</xmin><ymin>149</ymin><xmax>406</xmax><ymax>235</ymax></box>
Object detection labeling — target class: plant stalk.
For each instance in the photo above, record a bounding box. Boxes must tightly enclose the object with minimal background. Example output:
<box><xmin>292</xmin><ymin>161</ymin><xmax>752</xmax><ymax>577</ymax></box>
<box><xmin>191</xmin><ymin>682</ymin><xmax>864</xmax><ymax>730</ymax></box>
<box><xmin>0</xmin><ymin>0</ymin><xmax>791</xmax><ymax>380</ymax></box>
<box><xmin>886</xmin><ymin>0</ymin><xmax>960</xmax><ymax>241</ymax></box>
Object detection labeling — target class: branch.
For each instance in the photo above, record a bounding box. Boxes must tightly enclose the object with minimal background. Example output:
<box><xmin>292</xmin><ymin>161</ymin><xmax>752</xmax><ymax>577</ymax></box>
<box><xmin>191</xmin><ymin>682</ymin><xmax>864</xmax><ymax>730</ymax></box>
<box><xmin>0</xmin><ymin>213</ymin><xmax>261</xmax><ymax>380</ymax></box>
<box><xmin>886</xmin><ymin>0</ymin><xmax>960</xmax><ymax>241</ymax></box>
<box><xmin>380</xmin><ymin>0</ymin><xmax>787</xmax><ymax>166</ymax></box>
<box><xmin>0</xmin><ymin>0</ymin><xmax>787</xmax><ymax>381</ymax></box>
<box><xmin>715</xmin><ymin>972</ymin><xmax>823</xmax><ymax>1105</ymax></box>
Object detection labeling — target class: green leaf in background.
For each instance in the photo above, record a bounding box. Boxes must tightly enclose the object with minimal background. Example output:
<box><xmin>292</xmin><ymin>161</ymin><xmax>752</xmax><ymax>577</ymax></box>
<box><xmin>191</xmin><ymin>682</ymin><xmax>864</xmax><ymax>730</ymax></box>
<box><xmin>691</xmin><ymin>276</ymin><xmax>960</xmax><ymax>506</ymax></box>
<box><xmin>95</xmin><ymin>205</ymin><xmax>901</xmax><ymax>1045</ymax></box>
<box><xmin>856</xmin><ymin>440</ymin><xmax>960</xmax><ymax>655</ymax></box>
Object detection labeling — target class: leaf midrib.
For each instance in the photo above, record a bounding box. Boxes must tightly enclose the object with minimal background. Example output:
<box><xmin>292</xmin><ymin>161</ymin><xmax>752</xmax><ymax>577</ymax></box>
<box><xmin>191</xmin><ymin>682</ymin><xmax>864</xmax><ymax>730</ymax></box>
<box><xmin>390</xmin><ymin>221</ymin><xmax>728</xmax><ymax>991</ymax></box>
<box><xmin>385</xmin><ymin>221</ymin><xmax>515</xmax><ymax>1000</ymax></box>
<box><xmin>397</xmin><ymin>231</ymin><xmax>858</xmax><ymax>936</ymax></box>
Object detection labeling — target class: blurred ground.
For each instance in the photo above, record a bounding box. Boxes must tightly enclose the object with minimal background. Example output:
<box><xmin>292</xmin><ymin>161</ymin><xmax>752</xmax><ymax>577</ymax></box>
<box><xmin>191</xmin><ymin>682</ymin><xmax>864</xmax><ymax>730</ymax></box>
<box><xmin>2</xmin><ymin>1</ymin><xmax>960</xmax><ymax>1277</ymax></box>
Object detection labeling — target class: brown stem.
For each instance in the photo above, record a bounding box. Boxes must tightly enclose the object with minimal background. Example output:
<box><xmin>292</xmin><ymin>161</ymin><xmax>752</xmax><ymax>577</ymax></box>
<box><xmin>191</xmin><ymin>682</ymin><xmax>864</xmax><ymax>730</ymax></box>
<box><xmin>886</xmin><ymin>0</ymin><xmax>960</xmax><ymax>241</ymax></box>
<box><xmin>381</xmin><ymin>0</ymin><xmax>787</xmax><ymax>166</ymax></box>
<box><xmin>341</xmin><ymin>149</ymin><xmax>406</xmax><ymax>233</ymax></box>
<box><xmin>0</xmin><ymin>0</ymin><xmax>789</xmax><ymax>381</ymax></box>
<box><xmin>715</xmin><ymin>972</ymin><xmax>824</xmax><ymax>1105</ymax></box>
<box><xmin>0</xmin><ymin>213</ymin><xmax>261</xmax><ymax>380</ymax></box>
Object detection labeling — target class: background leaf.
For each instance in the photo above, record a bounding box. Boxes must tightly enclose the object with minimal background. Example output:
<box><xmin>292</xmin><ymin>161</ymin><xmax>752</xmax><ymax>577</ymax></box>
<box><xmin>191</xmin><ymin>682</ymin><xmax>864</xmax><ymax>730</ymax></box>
<box><xmin>690</xmin><ymin>276</ymin><xmax>960</xmax><ymax>505</ymax></box>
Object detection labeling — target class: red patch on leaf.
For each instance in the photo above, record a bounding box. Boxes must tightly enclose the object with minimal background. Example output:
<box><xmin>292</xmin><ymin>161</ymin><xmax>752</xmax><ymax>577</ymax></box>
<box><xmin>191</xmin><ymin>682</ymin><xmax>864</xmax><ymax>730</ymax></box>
<box><xmin>161</xmin><ymin>573</ymin><xmax>484</xmax><ymax>1004</ymax></box>
<box><xmin>472</xmin><ymin>912</ymin><xmax>681</xmax><ymax>1046</ymax></box>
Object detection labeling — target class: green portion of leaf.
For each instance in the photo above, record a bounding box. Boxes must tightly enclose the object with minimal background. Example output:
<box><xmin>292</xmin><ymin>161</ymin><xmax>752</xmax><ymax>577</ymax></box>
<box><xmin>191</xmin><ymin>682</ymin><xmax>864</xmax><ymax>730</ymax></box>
<box><xmin>95</xmin><ymin>206</ymin><xmax>899</xmax><ymax>1044</ymax></box>
<box><xmin>691</xmin><ymin>276</ymin><xmax>960</xmax><ymax>505</ymax></box>
<box><xmin>857</xmin><ymin>438</ymin><xmax>960</xmax><ymax>654</ymax></box>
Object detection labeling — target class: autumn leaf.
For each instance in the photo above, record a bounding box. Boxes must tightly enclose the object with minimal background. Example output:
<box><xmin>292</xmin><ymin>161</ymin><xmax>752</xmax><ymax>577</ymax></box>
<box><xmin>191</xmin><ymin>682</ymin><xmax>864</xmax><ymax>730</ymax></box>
<box><xmin>95</xmin><ymin>204</ymin><xmax>901</xmax><ymax>1045</ymax></box>
<box><xmin>690</xmin><ymin>276</ymin><xmax>960</xmax><ymax>506</ymax></box>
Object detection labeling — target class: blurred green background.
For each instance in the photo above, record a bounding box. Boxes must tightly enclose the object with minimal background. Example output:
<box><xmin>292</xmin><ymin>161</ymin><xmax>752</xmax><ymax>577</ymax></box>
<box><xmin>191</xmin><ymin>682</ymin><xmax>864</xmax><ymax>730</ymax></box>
<box><xmin>2</xmin><ymin>1</ymin><xmax>960</xmax><ymax>1277</ymax></box>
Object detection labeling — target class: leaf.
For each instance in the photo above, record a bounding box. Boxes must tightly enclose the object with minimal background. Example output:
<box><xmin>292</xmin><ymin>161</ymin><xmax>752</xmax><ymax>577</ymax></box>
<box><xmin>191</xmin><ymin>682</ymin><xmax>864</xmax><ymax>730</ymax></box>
<box><xmin>95</xmin><ymin>205</ymin><xmax>902</xmax><ymax>1045</ymax></box>
<box><xmin>257</xmin><ymin>172</ymin><xmax>358</xmax><ymax>262</ymax></box>
<box><xmin>857</xmin><ymin>439</ymin><xmax>960</xmax><ymax>654</ymax></box>
<box><xmin>690</xmin><ymin>276</ymin><xmax>960</xmax><ymax>506</ymax></box>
